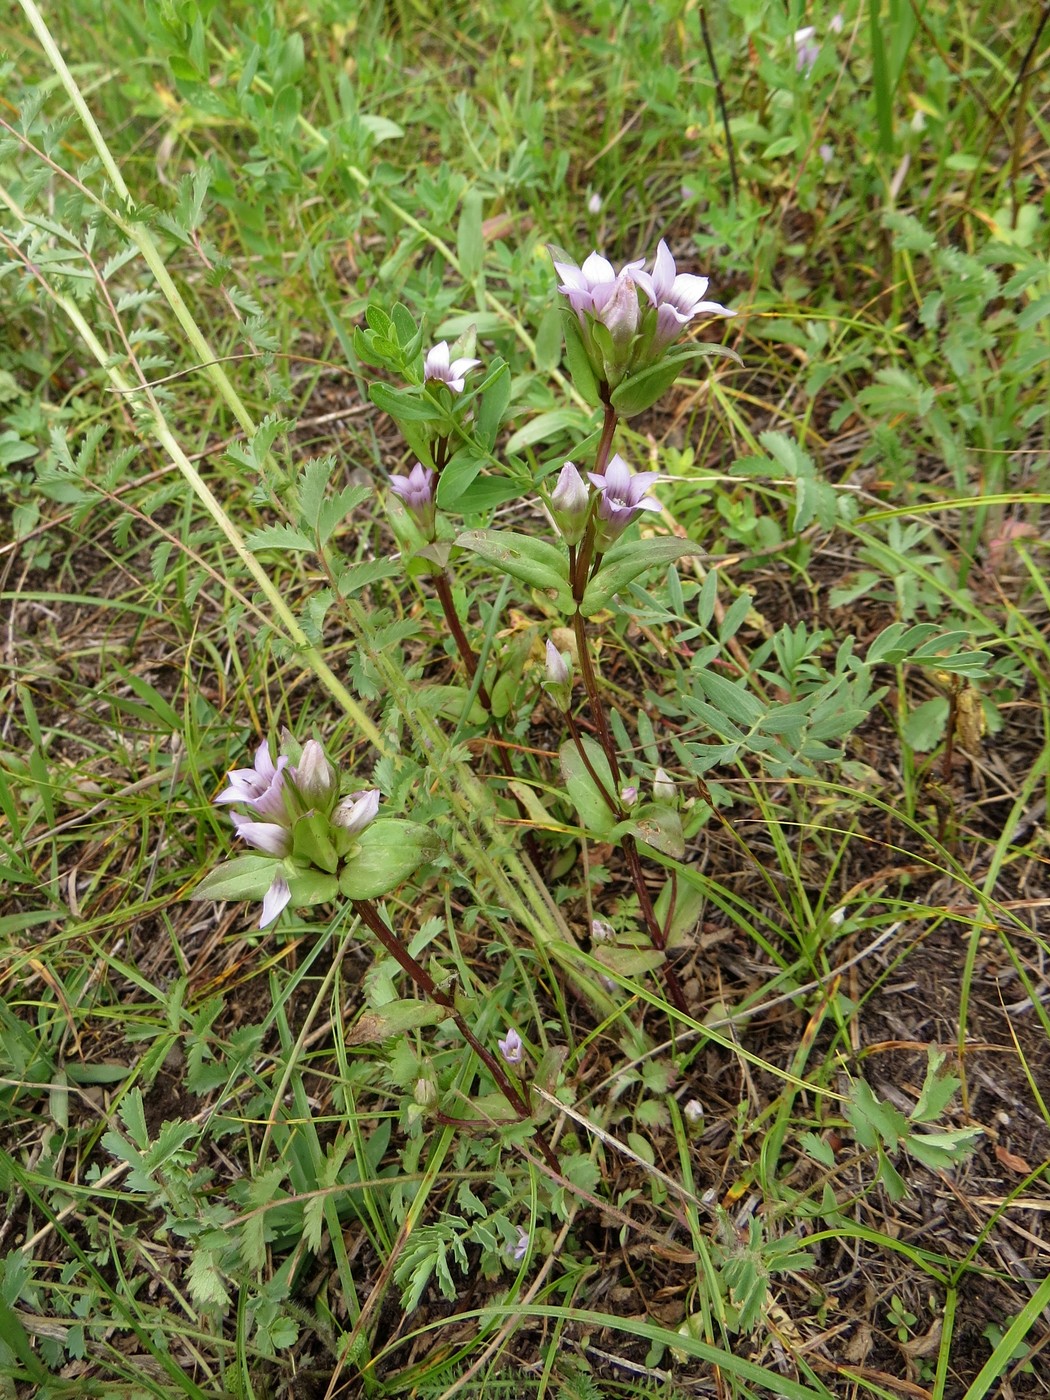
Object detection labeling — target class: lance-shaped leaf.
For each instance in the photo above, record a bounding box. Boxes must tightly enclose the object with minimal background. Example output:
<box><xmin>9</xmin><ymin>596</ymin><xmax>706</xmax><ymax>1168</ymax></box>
<box><xmin>610</xmin><ymin>343</ymin><xmax>741</xmax><ymax>419</ymax></box>
<box><xmin>558</xmin><ymin>737</ymin><xmax>617</xmax><ymax>838</ymax></box>
<box><xmin>369</xmin><ymin>381</ymin><xmax>446</xmax><ymax>425</ymax></box>
<box><xmin>581</xmin><ymin>537</ymin><xmax>701</xmax><ymax>615</ymax></box>
<box><xmin>338</xmin><ymin>819</ymin><xmax>441</xmax><ymax>900</ymax></box>
<box><xmin>456</xmin><ymin>529</ymin><xmax>573</xmax><ymax>610</ymax></box>
<box><xmin>191</xmin><ymin>854</ymin><xmax>278</xmax><ymax>903</ymax></box>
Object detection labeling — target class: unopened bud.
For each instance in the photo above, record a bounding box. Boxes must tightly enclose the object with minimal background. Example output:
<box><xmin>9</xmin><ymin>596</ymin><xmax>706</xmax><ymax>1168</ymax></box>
<box><xmin>414</xmin><ymin>1078</ymin><xmax>437</xmax><ymax>1108</ymax></box>
<box><xmin>653</xmin><ymin>767</ymin><xmax>675</xmax><ymax>803</ymax></box>
<box><xmin>684</xmin><ymin>1098</ymin><xmax>704</xmax><ymax>1130</ymax></box>
<box><xmin>549</xmin><ymin>462</ymin><xmax>591</xmax><ymax>545</ymax></box>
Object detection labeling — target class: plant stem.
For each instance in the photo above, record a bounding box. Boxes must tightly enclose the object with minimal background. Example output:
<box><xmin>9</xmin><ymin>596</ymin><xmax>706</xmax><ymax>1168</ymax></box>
<box><xmin>433</xmin><ymin>571</ymin><xmax>493</xmax><ymax>709</ymax></box>
<box><xmin>565</xmin><ymin>710</ymin><xmax>620</xmax><ymax>815</ymax></box>
<box><xmin>351</xmin><ymin>898</ymin><xmax>560</xmax><ymax>1173</ymax></box>
<box><xmin>571</xmin><ymin>610</ymin><xmax>621</xmax><ymax>792</ymax></box>
<box><xmin>621</xmin><ymin>837</ymin><xmax>689</xmax><ymax>1014</ymax></box>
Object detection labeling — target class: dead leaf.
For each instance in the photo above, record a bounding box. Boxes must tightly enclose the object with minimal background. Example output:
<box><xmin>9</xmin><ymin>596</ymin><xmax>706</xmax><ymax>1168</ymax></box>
<box><xmin>995</xmin><ymin>1143</ymin><xmax>1032</xmax><ymax>1175</ymax></box>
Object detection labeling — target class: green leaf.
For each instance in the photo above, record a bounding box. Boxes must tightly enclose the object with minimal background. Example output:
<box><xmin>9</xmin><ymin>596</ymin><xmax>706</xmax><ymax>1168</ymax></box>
<box><xmin>693</xmin><ymin>669</ymin><xmax>766</xmax><ymax>727</ymax></box>
<box><xmin>558</xmin><ymin>737</ymin><xmax>617</xmax><ymax>837</ymax></box>
<box><xmin>846</xmin><ymin>1079</ymin><xmax>908</xmax><ymax>1152</ymax></box>
<box><xmin>560</xmin><ymin>311</ymin><xmax>602</xmax><ymax>406</ymax></box>
<box><xmin>457</xmin><ymin>189</ymin><xmax>484</xmax><ymax>280</ymax></box>
<box><xmin>285</xmin><ymin>870</ymin><xmax>340</xmax><ymax>907</ymax></box>
<box><xmin>347</xmin><ymin>999</ymin><xmax>448</xmax><ymax>1042</ymax></box>
<box><xmin>455</xmin><ymin>529</ymin><xmax>573</xmax><ymax>609</ymax></box>
<box><xmin>911</xmin><ymin>1048</ymin><xmax>960</xmax><ymax>1123</ymax></box>
<box><xmin>611</xmin><ymin>803</ymin><xmax>685</xmax><ymax>859</ymax></box>
<box><xmin>906</xmin><ymin>1126</ymin><xmax>983</xmax><ymax>1172</ymax></box>
<box><xmin>475</xmin><ymin>361</ymin><xmax>511</xmax><ymax>450</ymax></box>
<box><xmin>505</xmin><ymin>407</ymin><xmax>591</xmax><ymax>454</ymax></box>
<box><xmin>611</xmin><ymin>344</ymin><xmax>740</xmax><ymax>418</ymax></box>
<box><xmin>594</xmin><ymin>945</ymin><xmax>667</xmax><ymax>977</ymax></box>
<box><xmin>903</xmin><ymin>697</ymin><xmax>948</xmax><ymax>752</ymax></box>
<box><xmin>435</xmin><ymin>447</ymin><xmax>484</xmax><ymax>507</ymax></box>
<box><xmin>245</xmin><ymin>523</ymin><xmax>314</xmax><ymax>552</ymax></box>
<box><xmin>581</xmin><ymin>538</ymin><xmax>701</xmax><ymax>615</ymax></box>
<box><xmin>338</xmin><ymin>820</ymin><xmax>440</xmax><ymax>899</ymax></box>
<box><xmin>191</xmin><ymin>855</ymin><xmax>278</xmax><ymax>903</ymax></box>
<box><xmin>417</xmin><ymin>684</ymin><xmax>488</xmax><ymax>726</ymax></box>
<box><xmin>369</xmin><ymin>381</ymin><xmax>444</xmax><ymax>424</ymax></box>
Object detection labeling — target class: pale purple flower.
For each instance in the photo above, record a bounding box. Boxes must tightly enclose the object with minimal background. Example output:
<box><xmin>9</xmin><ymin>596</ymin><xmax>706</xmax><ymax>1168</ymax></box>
<box><xmin>587</xmin><ymin>453</ymin><xmax>662</xmax><ymax>549</ymax></box>
<box><xmin>214</xmin><ymin>741</ymin><xmax>290</xmax><ymax>824</ymax></box>
<box><xmin>498</xmin><ymin>1028</ymin><xmax>524</xmax><ymax>1065</ymax></box>
<box><xmin>552</xmin><ymin>249</ymin><xmax>645</xmax><ymax>324</ymax></box>
<box><xmin>549</xmin><ymin>461</ymin><xmax>591</xmax><ymax>545</ymax></box>
<box><xmin>260</xmin><ymin>875</ymin><xmax>291</xmax><ymax>929</ymax></box>
<box><xmin>389</xmin><ymin>462</ymin><xmax>437</xmax><ymax>539</ymax></box>
<box><xmin>819</xmin><ymin>143</ymin><xmax>835</xmax><ymax>165</ymax></box>
<box><xmin>829</xmin><ymin>13</ymin><xmax>844</xmax><ymax>34</ymax></box>
<box><xmin>620</xmin><ymin>785</ymin><xmax>638</xmax><ymax>807</ymax></box>
<box><xmin>590</xmin><ymin>918</ymin><xmax>615</xmax><ymax>942</ymax></box>
<box><xmin>510</xmin><ymin>1226</ymin><xmax>530</xmax><ymax>1262</ymax></box>
<box><xmin>794</xmin><ymin>25</ymin><xmax>820</xmax><ymax>73</ymax></box>
<box><xmin>332</xmin><ymin>788</ymin><xmax>381</xmax><ymax>836</ymax></box>
<box><xmin>289</xmin><ymin>739</ymin><xmax>337</xmax><ymax>813</ymax></box>
<box><xmin>587</xmin><ymin>192</ymin><xmax>602</xmax><ymax>215</ymax></box>
<box><xmin>423</xmin><ymin>341</ymin><xmax>480</xmax><ymax>394</ymax></box>
<box><xmin>631</xmin><ymin>241</ymin><xmax>734</xmax><ymax>353</ymax></box>
<box><xmin>230</xmin><ymin>812</ymin><xmax>293</xmax><ymax>859</ymax></box>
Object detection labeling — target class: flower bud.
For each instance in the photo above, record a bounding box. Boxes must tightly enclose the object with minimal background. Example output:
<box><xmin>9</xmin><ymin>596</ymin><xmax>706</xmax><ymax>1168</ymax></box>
<box><xmin>590</xmin><ymin>918</ymin><xmax>616</xmax><ymax>943</ymax></box>
<box><xmin>498</xmin><ymin>1028</ymin><xmax>524</xmax><ymax>1065</ymax></box>
<box><xmin>653</xmin><ymin>768</ymin><xmax>676</xmax><ymax>803</ymax></box>
<box><xmin>542</xmin><ymin>639</ymin><xmax>573</xmax><ymax>713</ymax></box>
<box><xmin>291</xmin><ymin>740</ymin><xmax>338</xmax><ymax>814</ymax></box>
<box><xmin>414</xmin><ymin>1077</ymin><xmax>437</xmax><ymax>1108</ymax></box>
<box><xmin>549</xmin><ymin>462</ymin><xmax>591</xmax><ymax>545</ymax></box>
<box><xmin>389</xmin><ymin>463</ymin><xmax>437</xmax><ymax>541</ymax></box>
<box><xmin>620</xmin><ymin>785</ymin><xmax>638</xmax><ymax>808</ymax></box>
<box><xmin>332</xmin><ymin>788</ymin><xmax>381</xmax><ymax>835</ymax></box>
<box><xmin>684</xmin><ymin>1098</ymin><xmax>705</xmax><ymax>1131</ymax></box>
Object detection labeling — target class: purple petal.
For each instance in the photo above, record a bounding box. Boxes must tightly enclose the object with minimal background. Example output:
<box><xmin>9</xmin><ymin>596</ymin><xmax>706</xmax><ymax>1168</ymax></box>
<box><xmin>651</xmin><ymin>240</ymin><xmax>678</xmax><ymax>301</ymax></box>
<box><xmin>231</xmin><ymin>813</ymin><xmax>292</xmax><ymax>858</ymax></box>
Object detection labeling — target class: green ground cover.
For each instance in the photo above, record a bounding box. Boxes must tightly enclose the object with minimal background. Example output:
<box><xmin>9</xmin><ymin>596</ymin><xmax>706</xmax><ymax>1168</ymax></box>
<box><xmin>2</xmin><ymin>1</ymin><xmax>1049</xmax><ymax>1396</ymax></box>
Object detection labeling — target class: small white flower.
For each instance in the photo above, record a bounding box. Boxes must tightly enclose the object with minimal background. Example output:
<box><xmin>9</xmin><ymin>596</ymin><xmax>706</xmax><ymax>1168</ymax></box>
<box><xmin>423</xmin><ymin>341</ymin><xmax>480</xmax><ymax>394</ymax></box>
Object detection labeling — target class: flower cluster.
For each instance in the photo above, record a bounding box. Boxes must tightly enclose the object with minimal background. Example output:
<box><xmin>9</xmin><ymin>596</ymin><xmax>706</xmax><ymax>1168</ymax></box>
<box><xmin>551</xmin><ymin>239</ymin><xmax>732</xmax><ymax>391</ymax></box>
<box><xmin>211</xmin><ymin>739</ymin><xmax>380</xmax><ymax>927</ymax></box>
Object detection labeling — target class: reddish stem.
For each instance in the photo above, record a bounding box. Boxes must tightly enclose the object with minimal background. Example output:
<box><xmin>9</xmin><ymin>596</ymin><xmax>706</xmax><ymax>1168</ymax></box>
<box><xmin>352</xmin><ymin>898</ymin><xmax>560</xmax><ymax>1173</ymax></box>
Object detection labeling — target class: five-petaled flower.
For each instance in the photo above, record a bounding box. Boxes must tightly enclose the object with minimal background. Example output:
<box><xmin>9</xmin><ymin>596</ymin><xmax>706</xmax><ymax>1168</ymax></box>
<box><xmin>630</xmin><ymin>240</ymin><xmax>734</xmax><ymax>353</ymax></box>
<box><xmin>215</xmin><ymin>741</ymin><xmax>291</xmax><ymax>824</ymax></box>
<box><xmin>389</xmin><ymin>462</ymin><xmax>438</xmax><ymax>540</ymax></box>
<box><xmin>498</xmin><ymin>1028</ymin><xmax>524</xmax><ymax>1065</ymax></box>
<box><xmin>423</xmin><ymin>341</ymin><xmax>480</xmax><ymax>394</ymax></box>
<box><xmin>588</xmin><ymin>453</ymin><xmax>662</xmax><ymax>550</ymax></box>
<box><xmin>510</xmin><ymin>1226</ymin><xmax>530</xmax><ymax>1262</ymax></box>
